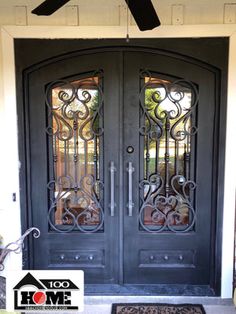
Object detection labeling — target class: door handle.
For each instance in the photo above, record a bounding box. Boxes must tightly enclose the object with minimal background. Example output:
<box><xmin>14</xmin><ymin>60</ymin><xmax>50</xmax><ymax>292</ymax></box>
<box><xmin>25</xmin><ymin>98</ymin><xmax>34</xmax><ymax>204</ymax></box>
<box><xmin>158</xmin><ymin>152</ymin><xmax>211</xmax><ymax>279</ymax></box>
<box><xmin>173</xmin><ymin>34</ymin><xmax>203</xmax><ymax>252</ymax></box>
<box><xmin>109</xmin><ymin>161</ymin><xmax>116</xmax><ymax>216</ymax></box>
<box><xmin>127</xmin><ymin>162</ymin><xmax>135</xmax><ymax>216</ymax></box>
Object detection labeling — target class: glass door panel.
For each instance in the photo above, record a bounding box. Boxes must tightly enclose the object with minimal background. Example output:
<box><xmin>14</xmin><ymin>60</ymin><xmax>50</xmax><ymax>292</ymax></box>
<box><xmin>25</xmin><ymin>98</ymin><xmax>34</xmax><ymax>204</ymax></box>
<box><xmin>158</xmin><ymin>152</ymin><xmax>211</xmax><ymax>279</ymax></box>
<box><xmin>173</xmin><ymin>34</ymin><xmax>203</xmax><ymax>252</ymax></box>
<box><xmin>47</xmin><ymin>74</ymin><xmax>104</xmax><ymax>233</ymax></box>
<box><xmin>139</xmin><ymin>73</ymin><xmax>198</xmax><ymax>232</ymax></box>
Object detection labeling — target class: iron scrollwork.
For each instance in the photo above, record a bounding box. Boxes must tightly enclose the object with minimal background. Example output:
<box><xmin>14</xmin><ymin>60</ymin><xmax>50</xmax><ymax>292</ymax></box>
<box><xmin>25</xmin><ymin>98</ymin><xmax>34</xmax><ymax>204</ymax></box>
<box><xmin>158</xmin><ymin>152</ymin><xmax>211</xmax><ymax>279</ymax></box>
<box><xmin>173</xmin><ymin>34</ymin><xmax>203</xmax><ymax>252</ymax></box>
<box><xmin>46</xmin><ymin>71</ymin><xmax>104</xmax><ymax>233</ymax></box>
<box><xmin>0</xmin><ymin>228</ymin><xmax>40</xmax><ymax>271</ymax></box>
<box><xmin>139</xmin><ymin>70</ymin><xmax>199</xmax><ymax>233</ymax></box>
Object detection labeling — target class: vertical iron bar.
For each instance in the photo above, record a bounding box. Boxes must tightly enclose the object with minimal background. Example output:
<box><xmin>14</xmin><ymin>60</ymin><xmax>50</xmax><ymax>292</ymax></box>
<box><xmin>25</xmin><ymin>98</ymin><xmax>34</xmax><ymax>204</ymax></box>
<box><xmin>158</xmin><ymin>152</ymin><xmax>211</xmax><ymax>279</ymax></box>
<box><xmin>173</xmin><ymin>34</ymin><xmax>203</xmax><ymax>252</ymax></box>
<box><xmin>175</xmin><ymin>140</ymin><xmax>179</xmax><ymax>175</ymax></box>
<box><xmin>94</xmin><ymin>136</ymin><xmax>98</xmax><ymax>180</ymax></box>
<box><xmin>78</xmin><ymin>126</ymin><xmax>81</xmax><ymax>183</ymax></box>
<box><xmin>53</xmin><ymin>133</ymin><xmax>57</xmax><ymax>227</ymax></box>
<box><xmin>64</xmin><ymin>141</ymin><xmax>67</xmax><ymax>176</ymax></box>
<box><xmin>84</xmin><ymin>141</ymin><xmax>87</xmax><ymax>175</ymax></box>
<box><xmin>73</xmin><ymin>118</ymin><xmax>78</xmax><ymax>185</ymax></box>
<box><xmin>146</xmin><ymin>135</ymin><xmax>150</xmax><ymax>179</ymax></box>
<box><xmin>53</xmin><ymin>135</ymin><xmax>57</xmax><ymax>180</ymax></box>
<box><xmin>184</xmin><ymin>136</ymin><xmax>190</xmax><ymax>181</ymax></box>
<box><xmin>97</xmin><ymin>138</ymin><xmax>100</xmax><ymax>181</ymax></box>
<box><xmin>165</xmin><ymin>116</ymin><xmax>170</xmax><ymax>197</ymax></box>
<box><xmin>155</xmin><ymin>138</ymin><xmax>159</xmax><ymax>175</ymax></box>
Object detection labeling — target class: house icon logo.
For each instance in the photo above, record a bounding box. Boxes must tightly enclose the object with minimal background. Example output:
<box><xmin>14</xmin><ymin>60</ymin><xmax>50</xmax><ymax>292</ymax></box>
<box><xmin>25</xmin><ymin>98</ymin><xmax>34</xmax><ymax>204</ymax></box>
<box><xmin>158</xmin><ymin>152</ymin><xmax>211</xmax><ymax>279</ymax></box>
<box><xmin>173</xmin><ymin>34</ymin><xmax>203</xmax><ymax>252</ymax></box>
<box><xmin>13</xmin><ymin>272</ymin><xmax>80</xmax><ymax>311</ymax></box>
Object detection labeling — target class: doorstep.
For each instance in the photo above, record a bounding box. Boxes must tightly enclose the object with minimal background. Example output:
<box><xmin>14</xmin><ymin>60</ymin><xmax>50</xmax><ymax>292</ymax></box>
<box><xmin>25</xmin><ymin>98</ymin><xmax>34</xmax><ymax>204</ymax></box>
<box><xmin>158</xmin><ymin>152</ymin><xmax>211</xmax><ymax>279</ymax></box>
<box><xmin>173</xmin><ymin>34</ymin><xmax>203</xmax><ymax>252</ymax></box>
<box><xmin>85</xmin><ymin>284</ymin><xmax>216</xmax><ymax>296</ymax></box>
<box><xmin>84</xmin><ymin>295</ymin><xmax>233</xmax><ymax>306</ymax></box>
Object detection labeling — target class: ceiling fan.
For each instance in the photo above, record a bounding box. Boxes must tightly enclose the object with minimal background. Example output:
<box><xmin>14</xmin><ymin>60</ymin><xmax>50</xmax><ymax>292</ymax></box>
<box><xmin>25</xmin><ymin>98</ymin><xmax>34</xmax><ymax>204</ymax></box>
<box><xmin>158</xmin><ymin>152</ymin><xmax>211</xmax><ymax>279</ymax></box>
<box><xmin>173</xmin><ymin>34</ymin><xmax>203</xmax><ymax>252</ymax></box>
<box><xmin>31</xmin><ymin>0</ymin><xmax>161</xmax><ymax>31</ymax></box>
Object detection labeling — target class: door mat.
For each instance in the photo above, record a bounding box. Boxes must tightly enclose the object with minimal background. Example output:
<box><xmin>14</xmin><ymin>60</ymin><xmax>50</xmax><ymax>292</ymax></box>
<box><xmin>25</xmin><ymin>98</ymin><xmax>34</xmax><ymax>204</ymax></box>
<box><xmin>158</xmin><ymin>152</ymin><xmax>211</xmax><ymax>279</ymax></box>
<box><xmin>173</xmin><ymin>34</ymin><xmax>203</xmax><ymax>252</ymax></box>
<box><xmin>111</xmin><ymin>303</ymin><xmax>206</xmax><ymax>314</ymax></box>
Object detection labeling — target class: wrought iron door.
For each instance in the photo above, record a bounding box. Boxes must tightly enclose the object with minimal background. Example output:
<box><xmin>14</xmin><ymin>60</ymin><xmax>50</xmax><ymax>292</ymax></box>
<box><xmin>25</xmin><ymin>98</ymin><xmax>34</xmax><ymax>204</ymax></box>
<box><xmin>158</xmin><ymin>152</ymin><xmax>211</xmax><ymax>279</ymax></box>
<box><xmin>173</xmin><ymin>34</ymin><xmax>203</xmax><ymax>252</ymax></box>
<box><xmin>21</xmin><ymin>42</ymin><xmax>225</xmax><ymax>290</ymax></box>
<box><xmin>27</xmin><ymin>52</ymin><xmax>121</xmax><ymax>283</ymax></box>
<box><xmin>123</xmin><ymin>52</ymin><xmax>215</xmax><ymax>284</ymax></box>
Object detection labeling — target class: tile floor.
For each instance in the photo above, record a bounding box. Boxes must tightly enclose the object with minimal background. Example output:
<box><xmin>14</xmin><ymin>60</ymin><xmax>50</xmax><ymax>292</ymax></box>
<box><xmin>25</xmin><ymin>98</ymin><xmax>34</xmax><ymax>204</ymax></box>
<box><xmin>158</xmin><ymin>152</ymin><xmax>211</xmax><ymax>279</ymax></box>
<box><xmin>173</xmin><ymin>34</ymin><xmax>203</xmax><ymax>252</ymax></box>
<box><xmin>0</xmin><ymin>295</ymin><xmax>235</xmax><ymax>313</ymax></box>
<box><xmin>84</xmin><ymin>304</ymin><xmax>235</xmax><ymax>313</ymax></box>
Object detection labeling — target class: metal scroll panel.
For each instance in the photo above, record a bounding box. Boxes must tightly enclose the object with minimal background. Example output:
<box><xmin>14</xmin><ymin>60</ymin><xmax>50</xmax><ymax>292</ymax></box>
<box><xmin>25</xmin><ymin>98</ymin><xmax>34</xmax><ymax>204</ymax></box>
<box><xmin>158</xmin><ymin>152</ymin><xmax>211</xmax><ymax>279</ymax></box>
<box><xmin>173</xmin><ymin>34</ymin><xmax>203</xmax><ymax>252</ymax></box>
<box><xmin>139</xmin><ymin>71</ymin><xmax>199</xmax><ymax>233</ymax></box>
<box><xmin>46</xmin><ymin>71</ymin><xmax>104</xmax><ymax>233</ymax></box>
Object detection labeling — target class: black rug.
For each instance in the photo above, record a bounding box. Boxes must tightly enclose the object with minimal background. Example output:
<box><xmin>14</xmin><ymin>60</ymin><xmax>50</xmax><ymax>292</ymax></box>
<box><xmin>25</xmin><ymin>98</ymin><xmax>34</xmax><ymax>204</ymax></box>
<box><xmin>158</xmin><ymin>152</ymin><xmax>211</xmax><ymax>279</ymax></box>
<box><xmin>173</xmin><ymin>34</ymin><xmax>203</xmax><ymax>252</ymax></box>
<box><xmin>111</xmin><ymin>303</ymin><xmax>206</xmax><ymax>314</ymax></box>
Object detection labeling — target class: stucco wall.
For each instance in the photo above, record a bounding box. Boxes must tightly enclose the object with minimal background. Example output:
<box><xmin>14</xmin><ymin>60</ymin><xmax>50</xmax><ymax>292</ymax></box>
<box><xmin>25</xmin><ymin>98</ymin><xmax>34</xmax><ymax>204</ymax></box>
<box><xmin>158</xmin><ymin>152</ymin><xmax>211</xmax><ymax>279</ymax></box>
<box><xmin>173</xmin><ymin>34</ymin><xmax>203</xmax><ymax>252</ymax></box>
<box><xmin>0</xmin><ymin>0</ymin><xmax>236</xmax><ymax>26</ymax></box>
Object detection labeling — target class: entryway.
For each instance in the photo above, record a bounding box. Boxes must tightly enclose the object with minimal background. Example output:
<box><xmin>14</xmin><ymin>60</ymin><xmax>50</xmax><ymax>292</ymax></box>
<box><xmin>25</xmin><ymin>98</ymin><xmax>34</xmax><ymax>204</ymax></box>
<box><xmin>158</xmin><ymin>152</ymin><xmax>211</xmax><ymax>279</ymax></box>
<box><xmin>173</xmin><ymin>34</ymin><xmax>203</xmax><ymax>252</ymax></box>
<box><xmin>15</xmin><ymin>38</ymin><xmax>228</xmax><ymax>295</ymax></box>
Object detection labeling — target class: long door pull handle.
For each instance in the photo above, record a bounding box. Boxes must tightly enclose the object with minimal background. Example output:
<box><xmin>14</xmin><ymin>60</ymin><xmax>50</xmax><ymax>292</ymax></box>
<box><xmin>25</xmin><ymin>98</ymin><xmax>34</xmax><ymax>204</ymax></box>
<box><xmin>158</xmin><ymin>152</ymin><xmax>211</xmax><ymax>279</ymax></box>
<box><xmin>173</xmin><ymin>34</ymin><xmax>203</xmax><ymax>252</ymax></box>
<box><xmin>109</xmin><ymin>161</ymin><xmax>116</xmax><ymax>216</ymax></box>
<box><xmin>127</xmin><ymin>162</ymin><xmax>135</xmax><ymax>216</ymax></box>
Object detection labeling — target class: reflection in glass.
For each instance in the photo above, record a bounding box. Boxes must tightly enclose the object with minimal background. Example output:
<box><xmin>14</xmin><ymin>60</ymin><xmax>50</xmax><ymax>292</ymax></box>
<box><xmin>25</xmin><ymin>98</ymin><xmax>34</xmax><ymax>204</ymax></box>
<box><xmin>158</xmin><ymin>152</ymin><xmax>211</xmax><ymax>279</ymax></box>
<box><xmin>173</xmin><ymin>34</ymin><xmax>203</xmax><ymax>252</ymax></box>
<box><xmin>46</xmin><ymin>73</ymin><xmax>104</xmax><ymax>233</ymax></box>
<box><xmin>139</xmin><ymin>73</ymin><xmax>198</xmax><ymax>232</ymax></box>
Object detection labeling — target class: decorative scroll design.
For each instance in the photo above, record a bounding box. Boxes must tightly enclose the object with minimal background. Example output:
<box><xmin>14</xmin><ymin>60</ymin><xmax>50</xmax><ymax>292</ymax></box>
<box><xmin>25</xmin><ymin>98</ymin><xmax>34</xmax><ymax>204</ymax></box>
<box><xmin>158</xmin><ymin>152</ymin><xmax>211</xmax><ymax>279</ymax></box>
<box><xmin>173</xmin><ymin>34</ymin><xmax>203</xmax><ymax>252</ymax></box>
<box><xmin>46</xmin><ymin>71</ymin><xmax>104</xmax><ymax>233</ymax></box>
<box><xmin>139</xmin><ymin>70</ymin><xmax>199</xmax><ymax>233</ymax></box>
<box><xmin>0</xmin><ymin>228</ymin><xmax>40</xmax><ymax>271</ymax></box>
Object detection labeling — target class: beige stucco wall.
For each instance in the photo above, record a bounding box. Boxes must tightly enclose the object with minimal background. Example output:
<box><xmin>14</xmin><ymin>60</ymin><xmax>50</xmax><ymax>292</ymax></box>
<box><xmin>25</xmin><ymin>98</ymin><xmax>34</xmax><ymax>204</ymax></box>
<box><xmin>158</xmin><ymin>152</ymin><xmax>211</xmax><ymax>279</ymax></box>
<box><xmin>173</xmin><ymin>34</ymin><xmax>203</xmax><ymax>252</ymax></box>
<box><xmin>0</xmin><ymin>31</ymin><xmax>4</xmax><ymax>246</ymax></box>
<box><xmin>0</xmin><ymin>0</ymin><xmax>235</xmax><ymax>26</ymax></box>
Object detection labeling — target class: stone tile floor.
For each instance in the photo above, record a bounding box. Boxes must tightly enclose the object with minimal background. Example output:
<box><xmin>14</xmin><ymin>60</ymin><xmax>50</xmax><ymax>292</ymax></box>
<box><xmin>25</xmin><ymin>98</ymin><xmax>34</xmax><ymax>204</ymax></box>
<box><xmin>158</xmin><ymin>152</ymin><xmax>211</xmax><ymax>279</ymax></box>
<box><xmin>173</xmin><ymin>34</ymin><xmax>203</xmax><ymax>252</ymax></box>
<box><xmin>83</xmin><ymin>304</ymin><xmax>235</xmax><ymax>313</ymax></box>
<box><xmin>1</xmin><ymin>280</ymin><xmax>236</xmax><ymax>314</ymax></box>
<box><xmin>0</xmin><ymin>303</ymin><xmax>235</xmax><ymax>313</ymax></box>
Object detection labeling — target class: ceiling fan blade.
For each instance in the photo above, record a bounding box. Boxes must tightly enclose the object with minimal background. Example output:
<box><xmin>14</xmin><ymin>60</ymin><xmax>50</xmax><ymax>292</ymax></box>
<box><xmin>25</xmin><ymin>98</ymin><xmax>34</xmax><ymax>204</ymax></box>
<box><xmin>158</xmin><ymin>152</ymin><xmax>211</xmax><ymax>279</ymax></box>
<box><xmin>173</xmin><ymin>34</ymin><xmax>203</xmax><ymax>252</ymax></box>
<box><xmin>125</xmin><ymin>0</ymin><xmax>161</xmax><ymax>31</ymax></box>
<box><xmin>32</xmin><ymin>0</ymin><xmax>71</xmax><ymax>16</ymax></box>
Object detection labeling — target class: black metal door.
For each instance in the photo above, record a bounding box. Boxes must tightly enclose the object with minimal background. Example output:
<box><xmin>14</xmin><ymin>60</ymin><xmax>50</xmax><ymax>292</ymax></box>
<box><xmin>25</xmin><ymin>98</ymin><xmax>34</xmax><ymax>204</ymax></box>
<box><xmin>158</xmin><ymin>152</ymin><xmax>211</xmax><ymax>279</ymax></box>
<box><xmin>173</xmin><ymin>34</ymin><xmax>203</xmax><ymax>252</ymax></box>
<box><xmin>123</xmin><ymin>52</ymin><xmax>215</xmax><ymax>285</ymax></box>
<box><xmin>20</xmin><ymin>40</ymin><xmax>226</xmax><ymax>291</ymax></box>
<box><xmin>27</xmin><ymin>52</ymin><xmax>121</xmax><ymax>283</ymax></box>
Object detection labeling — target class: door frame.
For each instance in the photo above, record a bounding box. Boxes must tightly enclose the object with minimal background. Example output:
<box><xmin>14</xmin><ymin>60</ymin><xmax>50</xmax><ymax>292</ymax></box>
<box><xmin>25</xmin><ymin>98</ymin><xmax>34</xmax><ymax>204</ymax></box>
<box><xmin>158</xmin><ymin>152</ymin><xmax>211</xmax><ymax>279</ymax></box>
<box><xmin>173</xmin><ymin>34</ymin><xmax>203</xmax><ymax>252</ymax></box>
<box><xmin>1</xmin><ymin>24</ymin><xmax>236</xmax><ymax>298</ymax></box>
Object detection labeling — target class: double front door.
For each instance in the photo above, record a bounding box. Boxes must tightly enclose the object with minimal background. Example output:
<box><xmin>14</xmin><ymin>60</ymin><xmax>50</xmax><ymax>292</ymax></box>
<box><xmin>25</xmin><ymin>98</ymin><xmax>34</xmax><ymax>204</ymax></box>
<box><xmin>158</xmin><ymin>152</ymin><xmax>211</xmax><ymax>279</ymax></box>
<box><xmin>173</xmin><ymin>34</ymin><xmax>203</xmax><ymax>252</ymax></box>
<box><xmin>26</xmin><ymin>48</ymin><xmax>217</xmax><ymax>287</ymax></box>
